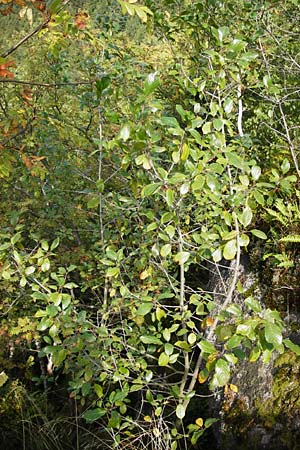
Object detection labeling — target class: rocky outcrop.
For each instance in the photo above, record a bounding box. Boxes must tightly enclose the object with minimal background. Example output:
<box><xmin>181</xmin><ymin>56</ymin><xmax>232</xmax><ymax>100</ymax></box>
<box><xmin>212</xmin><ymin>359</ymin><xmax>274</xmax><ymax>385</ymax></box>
<box><xmin>207</xmin><ymin>255</ymin><xmax>300</xmax><ymax>450</ymax></box>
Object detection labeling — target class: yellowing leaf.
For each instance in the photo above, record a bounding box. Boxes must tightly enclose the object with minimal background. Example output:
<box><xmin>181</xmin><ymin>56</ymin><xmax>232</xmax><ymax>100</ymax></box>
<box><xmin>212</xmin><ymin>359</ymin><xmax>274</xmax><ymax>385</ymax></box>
<box><xmin>206</xmin><ymin>317</ymin><xmax>214</xmax><ymax>327</ymax></box>
<box><xmin>0</xmin><ymin>371</ymin><xmax>8</xmax><ymax>388</ymax></box>
<box><xmin>195</xmin><ymin>418</ymin><xmax>203</xmax><ymax>427</ymax></box>
<box><xmin>140</xmin><ymin>269</ymin><xmax>150</xmax><ymax>280</ymax></box>
<box><xmin>198</xmin><ymin>369</ymin><xmax>209</xmax><ymax>384</ymax></box>
<box><xmin>230</xmin><ymin>384</ymin><xmax>238</xmax><ymax>393</ymax></box>
<box><xmin>143</xmin><ymin>415</ymin><xmax>152</xmax><ymax>422</ymax></box>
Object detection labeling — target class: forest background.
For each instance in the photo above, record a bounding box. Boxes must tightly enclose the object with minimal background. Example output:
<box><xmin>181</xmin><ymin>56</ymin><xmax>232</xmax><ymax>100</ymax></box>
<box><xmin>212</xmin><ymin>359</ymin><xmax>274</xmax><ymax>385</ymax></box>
<box><xmin>0</xmin><ymin>0</ymin><xmax>300</xmax><ymax>449</ymax></box>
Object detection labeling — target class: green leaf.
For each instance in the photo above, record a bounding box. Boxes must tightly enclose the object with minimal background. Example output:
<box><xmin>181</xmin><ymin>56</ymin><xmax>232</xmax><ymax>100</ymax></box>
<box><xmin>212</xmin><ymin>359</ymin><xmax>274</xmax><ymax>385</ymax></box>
<box><xmin>210</xmin><ymin>358</ymin><xmax>230</xmax><ymax>388</ymax></box>
<box><xmin>198</xmin><ymin>340</ymin><xmax>216</xmax><ymax>354</ymax></box>
<box><xmin>96</xmin><ymin>76</ymin><xmax>110</xmax><ymax>98</ymax></box>
<box><xmin>263</xmin><ymin>75</ymin><xmax>272</xmax><ymax>88</ymax></box>
<box><xmin>174</xmin><ymin>251</ymin><xmax>190</xmax><ymax>265</ymax></box>
<box><xmin>158</xmin><ymin>352</ymin><xmax>169</xmax><ymax>366</ymax></box>
<box><xmin>137</xmin><ymin>302</ymin><xmax>153</xmax><ymax>316</ymax></box>
<box><xmin>283</xmin><ymin>339</ymin><xmax>300</xmax><ymax>356</ymax></box>
<box><xmin>181</xmin><ymin>143</ymin><xmax>190</xmax><ymax>161</ymax></box>
<box><xmin>166</xmin><ymin>189</ymin><xmax>175</xmax><ymax>206</ymax></box>
<box><xmin>47</xmin><ymin>0</ymin><xmax>62</xmax><ymax>14</ymax></box>
<box><xmin>202</xmin><ymin>122</ymin><xmax>212</xmax><ymax>134</ymax></box>
<box><xmin>245</xmin><ymin>297</ymin><xmax>262</xmax><ymax>313</ymax></box>
<box><xmin>280</xmin><ymin>235</ymin><xmax>300</xmax><ymax>243</ymax></box>
<box><xmin>212</xmin><ymin>248</ymin><xmax>222</xmax><ymax>262</ymax></box>
<box><xmin>37</xmin><ymin>318</ymin><xmax>52</xmax><ymax>331</ymax></box>
<box><xmin>87</xmin><ymin>197</ymin><xmax>99</xmax><ymax>209</ymax></box>
<box><xmin>46</xmin><ymin>305</ymin><xmax>59</xmax><ymax>317</ymax></box>
<box><xmin>239</xmin><ymin>207</ymin><xmax>253</xmax><ymax>227</ymax></box>
<box><xmin>108</xmin><ymin>410</ymin><xmax>121</xmax><ymax>428</ymax></box>
<box><xmin>213</xmin><ymin>118</ymin><xmax>223</xmax><ymax>131</ymax></box>
<box><xmin>172</xmin><ymin>150</ymin><xmax>180</xmax><ymax>163</ymax></box>
<box><xmin>163</xmin><ymin>329</ymin><xmax>171</xmax><ymax>341</ymax></box>
<box><xmin>142</xmin><ymin>183</ymin><xmax>161</xmax><ymax>197</ymax></box>
<box><xmin>206</xmin><ymin>174</ymin><xmax>220</xmax><ymax>192</ymax></box>
<box><xmin>96</xmin><ymin>179</ymin><xmax>104</xmax><ymax>193</ymax></box>
<box><xmin>119</xmin><ymin>124</ymin><xmax>131</xmax><ymax>142</ymax></box>
<box><xmin>83</xmin><ymin>408</ymin><xmax>106</xmax><ymax>423</ymax></box>
<box><xmin>226</xmin><ymin>334</ymin><xmax>243</xmax><ymax>349</ymax></box>
<box><xmin>144</xmin><ymin>73</ymin><xmax>160</xmax><ymax>95</ymax></box>
<box><xmin>225</xmin><ymin>152</ymin><xmax>244</xmax><ymax>169</ymax></box>
<box><xmin>0</xmin><ymin>371</ymin><xmax>8</xmax><ymax>388</ymax></box>
<box><xmin>161</xmin><ymin>116</ymin><xmax>180</xmax><ymax>128</ymax></box>
<box><xmin>217</xmin><ymin>26</ymin><xmax>230</xmax><ymax>42</ymax></box>
<box><xmin>253</xmin><ymin>189</ymin><xmax>265</xmax><ymax>206</ymax></box>
<box><xmin>106</xmin><ymin>267</ymin><xmax>120</xmax><ymax>278</ymax></box>
<box><xmin>223</xmin><ymin>239</ymin><xmax>237</xmax><ymax>260</ymax></box>
<box><xmin>249</xmin><ymin>346</ymin><xmax>261</xmax><ymax>362</ymax></box>
<box><xmin>251</xmin><ymin>165</ymin><xmax>261</xmax><ymax>181</ymax></box>
<box><xmin>226</xmin><ymin>304</ymin><xmax>242</xmax><ymax>316</ymax></box>
<box><xmin>250</xmin><ymin>229</ymin><xmax>267</xmax><ymax>239</ymax></box>
<box><xmin>281</xmin><ymin>158</ymin><xmax>290</xmax><ymax>174</ymax></box>
<box><xmin>176</xmin><ymin>404</ymin><xmax>186</xmax><ymax>420</ymax></box>
<box><xmin>224</xmin><ymin>98</ymin><xmax>233</xmax><ymax>114</ymax></box>
<box><xmin>94</xmin><ymin>384</ymin><xmax>103</xmax><ymax>398</ymax></box>
<box><xmin>50</xmin><ymin>238</ymin><xmax>60</xmax><ymax>251</ymax></box>
<box><xmin>52</xmin><ymin>348</ymin><xmax>67</xmax><ymax>366</ymax></box>
<box><xmin>140</xmin><ymin>335</ymin><xmax>163</xmax><ymax>345</ymax></box>
<box><xmin>156</xmin><ymin>307</ymin><xmax>166</xmax><ymax>321</ymax></box>
<box><xmin>160</xmin><ymin>244</ymin><xmax>172</xmax><ymax>257</ymax></box>
<box><xmin>265</xmin><ymin>322</ymin><xmax>282</xmax><ymax>347</ymax></box>
<box><xmin>239</xmin><ymin>234</ymin><xmax>250</xmax><ymax>247</ymax></box>
<box><xmin>192</xmin><ymin>175</ymin><xmax>205</xmax><ymax>193</ymax></box>
<box><xmin>164</xmin><ymin>343</ymin><xmax>174</xmax><ymax>356</ymax></box>
<box><xmin>61</xmin><ymin>295</ymin><xmax>71</xmax><ymax>310</ymax></box>
<box><xmin>175</xmin><ymin>340</ymin><xmax>191</xmax><ymax>351</ymax></box>
<box><xmin>236</xmin><ymin>323</ymin><xmax>253</xmax><ymax>337</ymax></box>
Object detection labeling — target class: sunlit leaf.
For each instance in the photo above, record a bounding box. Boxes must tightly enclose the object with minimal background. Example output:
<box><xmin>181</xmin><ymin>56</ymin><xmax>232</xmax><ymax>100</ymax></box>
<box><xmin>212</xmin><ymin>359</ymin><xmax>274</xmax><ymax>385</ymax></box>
<box><xmin>223</xmin><ymin>239</ymin><xmax>237</xmax><ymax>260</ymax></box>
<box><xmin>176</xmin><ymin>404</ymin><xmax>186</xmax><ymax>420</ymax></box>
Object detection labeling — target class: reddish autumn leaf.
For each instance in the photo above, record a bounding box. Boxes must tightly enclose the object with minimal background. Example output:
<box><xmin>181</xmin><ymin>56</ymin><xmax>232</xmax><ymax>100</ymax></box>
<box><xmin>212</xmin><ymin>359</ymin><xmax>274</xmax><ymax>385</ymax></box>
<box><xmin>0</xmin><ymin>60</ymin><xmax>15</xmax><ymax>79</ymax></box>
<box><xmin>20</xmin><ymin>87</ymin><xmax>33</xmax><ymax>102</ymax></box>
<box><xmin>21</xmin><ymin>154</ymin><xmax>33</xmax><ymax>169</ymax></box>
<box><xmin>75</xmin><ymin>10</ymin><xmax>89</xmax><ymax>29</ymax></box>
<box><xmin>0</xmin><ymin>5</ymin><xmax>13</xmax><ymax>15</ymax></box>
<box><xmin>32</xmin><ymin>0</ymin><xmax>46</xmax><ymax>11</ymax></box>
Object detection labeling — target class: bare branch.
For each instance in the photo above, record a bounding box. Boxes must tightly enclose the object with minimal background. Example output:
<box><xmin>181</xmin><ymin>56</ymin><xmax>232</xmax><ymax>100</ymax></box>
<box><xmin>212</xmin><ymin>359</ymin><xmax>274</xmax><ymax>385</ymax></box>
<box><xmin>278</xmin><ymin>102</ymin><xmax>300</xmax><ymax>179</ymax></box>
<box><xmin>0</xmin><ymin>78</ymin><xmax>96</xmax><ymax>87</ymax></box>
<box><xmin>1</xmin><ymin>17</ymin><xmax>51</xmax><ymax>59</ymax></box>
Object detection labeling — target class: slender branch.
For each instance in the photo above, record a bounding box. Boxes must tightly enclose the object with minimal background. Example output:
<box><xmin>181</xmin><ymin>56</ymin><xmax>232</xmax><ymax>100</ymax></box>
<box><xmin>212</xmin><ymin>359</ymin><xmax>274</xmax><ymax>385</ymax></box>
<box><xmin>181</xmin><ymin>86</ymin><xmax>242</xmax><ymax>412</ymax></box>
<box><xmin>1</xmin><ymin>0</ymin><xmax>72</xmax><ymax>58</ymax></box>
<box><xmin>183</xmin><ymin>214</ymin><xmax>241</xmax><ymax>411</ymax></box>
<box><xmin>237</xmin><ymin>74</ymin><xmax>244</xmax><ymax>138</ymax></box>
<box><xmin>278</xmin><ymin>102</ymin><xmax>300</xmax><ymax>178</ymax></box>
<box><xmin>1</xmin><ymin>17</ymin><xmax>51</xmax><ymax>58</ymax></box>
<box><xmin>97</xmin><ymin>106</ymin><xmax>104</xmax><ymax>246</ymax></box>
<box><xmin>177</xmin><ymin>227</ymin><xmax>190</xmax><ymax>399</ymax></box>
<box><xmin>0</xmin><ymin>78</ymin><xmax>95</xmax><ymax>87</ymax></box>
<box><xmin>97</xmin><ymin>105</ymin><xmax>109</xmax><ymax>325</ymax></box>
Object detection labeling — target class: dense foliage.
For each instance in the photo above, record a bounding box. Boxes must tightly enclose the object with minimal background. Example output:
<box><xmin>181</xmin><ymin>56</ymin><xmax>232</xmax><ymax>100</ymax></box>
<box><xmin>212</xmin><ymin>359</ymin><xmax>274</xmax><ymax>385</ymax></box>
<box><xmin>0</xmin><ymin>0</ymin><xmax>299</xmax><ymax>448</ymax></box>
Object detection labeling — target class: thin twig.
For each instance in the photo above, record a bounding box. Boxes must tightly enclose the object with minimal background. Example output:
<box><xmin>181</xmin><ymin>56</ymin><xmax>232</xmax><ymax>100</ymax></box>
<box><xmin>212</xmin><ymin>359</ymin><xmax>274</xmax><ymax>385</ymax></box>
<box><xmin>237</xmin><ymin>73</ymin><xmax>244</xmax><ymax>137</ymax></box>
<box><xmin>278</xmin><ymin>102</ymin><xmax>300</xmax><ymax>178</ymax></box>
<box><xmin>177</xmin><ymin>227</ymin><xmax>190</xmax><ymax>399</ymax></box>
<box><xmin>183</xmin><ymin>214</ymin><xmax>241</xmax><ymax>411</ymax></box>
<box><xmin>0</xmin><ymin>78</ymin><xmax>95</xmax><ymax>87</ymax></box>
<box><xmin>1</xmin><ymin>17</ymin><xmax>51</xmax><ymax>58</ymax></box>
